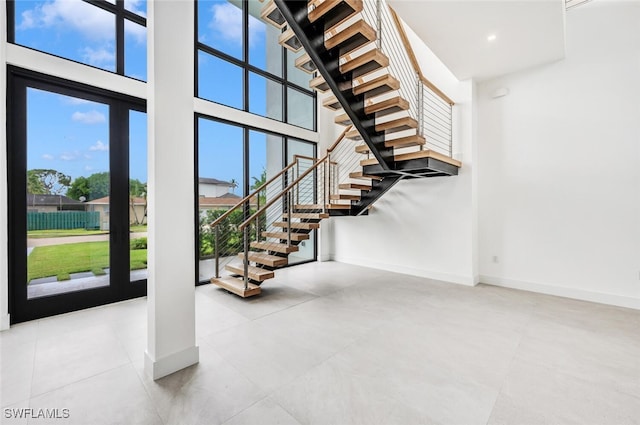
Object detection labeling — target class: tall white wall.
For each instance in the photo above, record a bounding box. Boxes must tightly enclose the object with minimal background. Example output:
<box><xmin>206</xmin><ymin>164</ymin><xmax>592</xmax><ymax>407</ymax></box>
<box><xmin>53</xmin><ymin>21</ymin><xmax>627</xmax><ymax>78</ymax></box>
<box><xmin>330</xmin><ymin>21</ymin><xmax>478</xmax><ymax>286</ymax></box>
<box><xmin>478</xmin><ymin>1</ymin><xmax>640</xmax><ymax>309</ymax></box>
<box><xmin>0</xmin><ymin>0</ymin><xmax>9</xmax><ymax>330</ymax></box>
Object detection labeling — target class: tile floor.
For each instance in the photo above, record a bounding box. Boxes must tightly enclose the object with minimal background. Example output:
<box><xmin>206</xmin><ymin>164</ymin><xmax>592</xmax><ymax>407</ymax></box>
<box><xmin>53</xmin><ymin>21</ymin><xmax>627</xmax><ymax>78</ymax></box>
<box><xmin>1</xmin><ymin>261</ymin><xmax>639</xmax><ymax>425</ymax></box>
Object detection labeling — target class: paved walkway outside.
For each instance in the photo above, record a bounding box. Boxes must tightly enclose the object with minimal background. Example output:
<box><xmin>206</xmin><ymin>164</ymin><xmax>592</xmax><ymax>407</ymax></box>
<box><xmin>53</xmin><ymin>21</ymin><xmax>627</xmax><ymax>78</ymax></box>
<box><xmin>28</xmin><ymin>232</ymin><xmax>148</xmax><ymax>248</ymax></box>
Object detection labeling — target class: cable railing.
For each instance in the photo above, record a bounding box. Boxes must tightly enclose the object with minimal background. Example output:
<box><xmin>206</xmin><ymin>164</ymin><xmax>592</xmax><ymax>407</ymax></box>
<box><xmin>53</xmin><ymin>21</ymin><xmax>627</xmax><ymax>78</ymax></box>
<box><xmin>359</xmin><ymin>0</ymin><xmax>455</xmax><ymax>158</ymax></box>
<box><xmin>207</xmin><ymin>128</ymin><xmax>352</xmax><ymax>291</ymax></box>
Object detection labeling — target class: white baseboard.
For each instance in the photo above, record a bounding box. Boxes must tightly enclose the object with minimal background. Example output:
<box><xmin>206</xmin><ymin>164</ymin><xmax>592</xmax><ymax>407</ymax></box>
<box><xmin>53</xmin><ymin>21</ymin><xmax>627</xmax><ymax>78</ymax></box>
<box><xmin>480</xmin><ymin>275</ymin><xmax>640</xmax><ymax>310</ymax></box>
<box><xmin>1</xmin><ymin>314</ymin><xmax>10</xmax><ymax>331</ymax></box>
<box><xmin>333</xmin><ymin>255</ymin><xmax>476</xmax><ymax>286</ymax></box>
<box><xmin>145</xmin><ymin>345</ymin><xmax>199</xmax><ymax>380</ymax></box>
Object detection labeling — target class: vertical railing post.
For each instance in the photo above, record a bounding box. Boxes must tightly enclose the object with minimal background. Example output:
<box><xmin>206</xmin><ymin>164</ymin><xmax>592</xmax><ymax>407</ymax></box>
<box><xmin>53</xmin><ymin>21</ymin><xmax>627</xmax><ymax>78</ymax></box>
<box><xmin>324</xmin><ymin>157</ymin><xmax>329</xmax><ymax>213</ymax></box>
<box><xmin>287</xmin><ymin>192</ymin><xmax>292</xmax><ymax>247</ymax></box>
<box><xmin>418</xmin><ymin>78</ymin><xmax>424</xmax><ymax>150</ymax></box>
<box><xmin>255</xmin><ymin>194</ymin><xmax>260</xmax><ymax>242</ymax></box>
<box><xmin>243</xmin><ymin>225</ymin><xmax>249</xmax><ymax>291</ymax></box>
<box><xmin>449</xmin><ymin>103</ymin><xmax>453</xmax><ymax>158</ymax></box>
<box><xmin>214</xmin><ymin>225</ymin><xmax>219</xmax><ymax>278</ymax></box>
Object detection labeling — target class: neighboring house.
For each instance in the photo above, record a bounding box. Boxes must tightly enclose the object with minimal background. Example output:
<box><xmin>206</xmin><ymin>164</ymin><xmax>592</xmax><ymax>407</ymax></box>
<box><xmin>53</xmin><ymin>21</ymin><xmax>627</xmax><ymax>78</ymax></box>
<box><xmin>26</xmin><ymin>194</ymin><xmax>85</xmax><ymax>213</ymax></box>
<box><xmin>198</xmin><ymin>193</ymin><xmax>257</xmax><ymax>215</ymax></box>
<box><xmin>86</xmin><ymin>196</ymin><xmax>147</xmax><ymax>230</ymax></box>
<box><xmin>198</xmin><ymin>177</ymin><xmax>235</xmax><ymax>198</ymax></box>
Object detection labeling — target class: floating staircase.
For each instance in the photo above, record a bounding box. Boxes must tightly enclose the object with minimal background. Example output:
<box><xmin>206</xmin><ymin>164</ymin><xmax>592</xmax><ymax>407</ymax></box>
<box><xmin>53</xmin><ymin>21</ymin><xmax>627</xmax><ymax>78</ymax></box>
<box><xmin>209</xmin><ymin>0</ymin><xmax>461</xmax><ymax>298</ymax></box>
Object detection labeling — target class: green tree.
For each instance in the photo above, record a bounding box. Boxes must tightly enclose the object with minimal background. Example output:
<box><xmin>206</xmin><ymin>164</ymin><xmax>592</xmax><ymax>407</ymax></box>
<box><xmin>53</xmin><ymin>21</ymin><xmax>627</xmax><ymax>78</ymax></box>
<box><xmin>26</xmin><ymin>169</ymin><xmax>71</xmax><ymax>195</ymax></box>
<box><xmin>229</xmin><ymin>178</ymin><xmax>238</xmax><ymax>194</ymax></box>
<box><xmin>129</xmin><ymin>179</ymin><xmax>147</xmax><ymax>225</ymax></box>
<box><xmin>67</xmin><ymin>172</ymin><xmax>109</xmax><ymax>201</ymax></box>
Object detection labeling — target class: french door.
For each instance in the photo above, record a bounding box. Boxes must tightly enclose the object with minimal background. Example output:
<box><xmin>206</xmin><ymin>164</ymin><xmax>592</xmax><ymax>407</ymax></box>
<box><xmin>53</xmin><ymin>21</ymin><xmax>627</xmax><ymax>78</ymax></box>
<box><xmin>8</xmin><ymin>68</ymin><xmax>147</xmax><ymax>323</ymax></box>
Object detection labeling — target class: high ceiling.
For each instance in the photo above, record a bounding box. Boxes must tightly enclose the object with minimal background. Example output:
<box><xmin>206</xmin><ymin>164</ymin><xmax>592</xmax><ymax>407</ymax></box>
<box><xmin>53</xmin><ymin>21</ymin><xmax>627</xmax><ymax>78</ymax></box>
<box><xmin>388</xmin><ymin>0</ymin><xmax>566</xmax><ymax>81</ymax></box>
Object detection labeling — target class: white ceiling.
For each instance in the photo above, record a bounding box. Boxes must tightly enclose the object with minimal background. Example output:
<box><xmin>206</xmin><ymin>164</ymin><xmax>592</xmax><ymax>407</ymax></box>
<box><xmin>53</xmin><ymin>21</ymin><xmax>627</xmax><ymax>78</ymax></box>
<box><xmin>388</xmin><ymin>0</ymin><xmax>566</xmax><ymax>81</ymax></box>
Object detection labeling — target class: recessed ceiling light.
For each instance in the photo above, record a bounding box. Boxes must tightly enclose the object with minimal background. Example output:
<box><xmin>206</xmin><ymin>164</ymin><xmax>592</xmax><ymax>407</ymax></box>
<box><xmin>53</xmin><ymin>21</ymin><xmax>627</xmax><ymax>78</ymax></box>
<box><xmin>487</xmin><ymin>34</ymin><xmax>497</xmax><ymax>42</ymax></box>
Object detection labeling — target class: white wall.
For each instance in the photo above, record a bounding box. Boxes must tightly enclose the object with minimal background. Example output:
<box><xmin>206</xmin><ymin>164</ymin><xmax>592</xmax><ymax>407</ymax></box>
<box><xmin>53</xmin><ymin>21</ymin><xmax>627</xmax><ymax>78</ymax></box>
<box><xmin>478</xmin><ymin>1</ymin><xmax>640</xmax><ymax>309</ymax></box>
<box><xmin>329</xmin><ymin>20</ymin><xmax>478</xmax><ymax>286</ymax></box>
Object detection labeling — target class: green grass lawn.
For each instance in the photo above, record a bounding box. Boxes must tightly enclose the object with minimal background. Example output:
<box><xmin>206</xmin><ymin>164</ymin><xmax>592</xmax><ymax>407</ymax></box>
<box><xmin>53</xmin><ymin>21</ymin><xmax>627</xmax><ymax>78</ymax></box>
<box><xmin>130</xmin><ymin>224</ymin><xmax>147</xmax><ymax>233</ymax></box>
<box><xmin>27</xmin><ymin>228</ymin><xmax>108</xmax><ymax>239</ymax></box>
<box><xmin>28</xmin><ymin>241</ymin><xmax>147</xmax><ymax>282</ymax></box>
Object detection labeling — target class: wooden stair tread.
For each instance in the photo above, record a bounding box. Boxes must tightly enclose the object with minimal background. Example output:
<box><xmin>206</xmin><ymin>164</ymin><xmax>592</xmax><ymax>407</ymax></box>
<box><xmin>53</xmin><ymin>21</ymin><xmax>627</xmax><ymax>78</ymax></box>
<box><xmin>279</xmin><ymin>27</ymin><xmax>303</xmax><ymax>52</ymax></box>
<box><xmin>394</xmin><ymin>150</ymin><xmax>462</xmax><ymax>168</ymax></box>
<box><xmin>354</xmin><ymin>144</ymin><xmax>369</xmax><ymax>154</ymax></box>
<box><xmin>385</xmin><ymin>134</ymin><xmax>426</xmax><ymax>148</ymax></box>
<box><xmin>322</xmin><ymin>95</ymin><xmax>341</xmax><ymax>110</ymax></box>
<box><xmin>340</xmin><ymin>49</ymin><xmax>389</xmax><ymax>74</ymax></box>
<box><xmin>225</xmin><ymin>264</ymin><xmax>275</xmax><ymax>282</ymax></box>
<box><xmin>359</xmin><ymin>150</ymin><xmax>461</xmax><ymax>168</ymax></box>
<box><xmin>309</xmin><ymin>75</ymin><xmax>330</xmax><ymax>92</ymax></box>
<box><xmin>251</xmin><ymin>241</ymin><xmax>299</xmax><ymax>254</ymax></box>
<box><xmin>365</xmin><ymin>96</ymin><xmax>409</xmax><ymax>116</ymax></box>
<box><xmin>349</xmin><ymin>171</ymin><xmax>383</xmax><ymax>181</ymax></box>
<box><xmin>240</xmin><ymin>251</ymin><xmax>288</xmax><ymax>267</ymax></box>
<box><xmin>330</xmin><ymin>193</ymin><xmax>361</xmax><ymax>200</ymax></box>
<box><xmin>283</xmin><ymin>212</ymin><xmax>330</xmax><ymax>219</ymax></box>
<box><xmin>308</xmin><ymin>0</ymin><xmax>363</xmax><ymax>24</ymax></box>
<box><xmin>334</xmin><ymin>111</ymin><xmax>352</xmax><ymax>126</ymax></box>
<box><xmin>325</xmin><ymin>18</ymin><xmax>376</xmax><ymax>52</ymax></box>
<box><xmin>260</xmin><ymin>0</ymin><xmax>286</xmax><ymax>29</ymax></box>
<box><xmin>295</xmin><ymin>203</ymin><xmax>351</xmax><ymax>210</ymax></box>
<box><xmin>262</xmin><ymin>231</ymin><xmax>310</xmax><ymax>241</ymax></box>
<box><xmin>345</xmin><ymin>128</ymin><xmax>362</xmax><ymax>140</ymax></box>
<box><xmin>294</xmin><ymin>52</ymin><xmax>317</xmax><ymax>74</ymax></box>
<box><xmin>339</xmin><ymin>183</ymin><xmax>372</xmax><ymax>190</ymax></box>
<box><xmin>375</xmin><ymin>117</ymin><xmax>418</xmax><ymax>133</ymax></box>
<box><xmin>211</xmin><ymin>277</ymin><xmax>261</xmax><ymax>298</ymax></box>
<box><xmin>353</xmin><ymin>74</ymin><xmax>400</xmax><ymax>97</ymax></box>
<box><xmin>360</xmin><ymin>158</ymin><xmax>379</xmax><ymax>166</ymax></box>
<box><xmin>273</xmin><ymin>221</ymin><xmax>320</xmax><ymax>230</ymax></box>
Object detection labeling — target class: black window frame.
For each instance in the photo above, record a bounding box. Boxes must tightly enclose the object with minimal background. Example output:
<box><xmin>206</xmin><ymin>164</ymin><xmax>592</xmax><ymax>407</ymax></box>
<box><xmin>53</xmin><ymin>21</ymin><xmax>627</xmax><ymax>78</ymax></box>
<box><xmin>6</xmin><ymin>0</ymin><xmax>147</xmax><ymax>81</ymax></box>
<box><xmin>194</xmin><ymin>0</ymin><xmax>317</xmax><ymax>131</ymax></box>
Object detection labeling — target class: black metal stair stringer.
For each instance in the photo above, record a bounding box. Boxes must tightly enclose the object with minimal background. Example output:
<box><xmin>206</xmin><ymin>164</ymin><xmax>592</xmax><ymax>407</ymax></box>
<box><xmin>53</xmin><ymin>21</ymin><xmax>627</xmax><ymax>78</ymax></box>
<box><xmin>350</xmin><ymin>174</ymin><xmax>404</xmax><ymax>216</ymax></box>
<box><xmin>275</xmin><ymin>0</ymin><xmax>394</xmax><ymax>171</ymax></box>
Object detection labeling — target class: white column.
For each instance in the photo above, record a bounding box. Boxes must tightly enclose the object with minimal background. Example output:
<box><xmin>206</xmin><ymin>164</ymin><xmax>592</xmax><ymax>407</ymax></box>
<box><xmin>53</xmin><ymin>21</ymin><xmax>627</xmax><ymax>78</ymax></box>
<box><xmin>0</xmin><ymin>0</ymin><xmax>10</xmax><ymax>330</ymax></box>
<box><xmin>145</xmin><ymin>0</ymin><xmax>198</xmax><ymax>379</ymax></box>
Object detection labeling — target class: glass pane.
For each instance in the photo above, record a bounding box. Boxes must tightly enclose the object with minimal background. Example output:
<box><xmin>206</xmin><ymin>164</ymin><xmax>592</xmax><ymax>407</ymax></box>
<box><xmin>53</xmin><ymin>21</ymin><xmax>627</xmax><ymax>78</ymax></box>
<box><xmin>249</xmin><ymin>72</ymin><xmax>282</xmax><ymax>121</ymax></box>
<box><xmin>26</xmin><ymin>88</ymin><xmax>110</xmax><ymax>299</ymax></box>
<box><xmin>287</xmin><ymin>88</ymin><xmax>315</xmax><ymax>130</ymax></box>
<box><xmin>287</xmin><ymin>50</ymin><xmax>312</xmax><ymax>89</ymax></box>
<box><xmin>125</xmin><ymin>0</ymin><xmax>147</xmax><ymax>17</ymax></box>
<box><xmin>248</xmin><ymin>0</ymin><xmax>282</xmax><ymax>77</ymax></box>
<box><xmin>125</xmin><ymin>19</ymin><xmax>147</xmax><ymax>81</ymax></box>
<box><xmin>287</xmin><ymin>139</ymin><xmax>316</xmax><ymax>265</ymax></box>
<box><xmin>198</xmin><ymin>50</ymin><xmax>244</xmax><ymax>109</ymax></box>
<box><xmin>129</xmin><ymin>110</ymin><xmax>147</xmax><ymax>283</ymax></box>
<box><xmin>198</xmin><ymin>0</ymin><xmax>244</xmax><ymax>60</ymax></box>
<box><xmin>197</xmin><ymin>118</ymin><xmax>244</xmax><ymax>282</ymax></box>
<box><xmin>15</xmin><ymin>0</ymin><xmax>116</xmax><ymax>72</ymax></box>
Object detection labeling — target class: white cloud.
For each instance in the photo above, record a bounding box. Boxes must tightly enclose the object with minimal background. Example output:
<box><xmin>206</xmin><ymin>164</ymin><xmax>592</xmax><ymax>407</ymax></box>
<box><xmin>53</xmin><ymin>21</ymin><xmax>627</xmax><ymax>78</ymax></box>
<box><xmin>84</xmin><ymin>165</ymin><xmax>93</xmax><ymax>172</ymax></box>
<box><xmin>42</xmin><ymin>153</ymin><xmax>54</xmax><ymax>160</ymax></box>
<box><xmin>17</xmin><ymin>0</ymin><xmax>146</xmax><ymax>42</ymax></box>
<box><xmin>209</xmin><ymin>3</ymin><xmax>264</xmax><ymax>46</ymax></box>
<box><xmin>89</xmin><ymin>141</ymin><xmax>109</xmax><ymax>152</ymax></box>
<box><xmin>124</xmin><ymin>0</ymin><xmax>146</xmax><ymax>18</ymax></box>
<box><xmin>72</xmin><ymin>110</ymin><xmax>106</xmax><ymax>124</ymax></box>
<box><xmin>60</xmin><ymin>151</ymin><xmax>80</xmax><ymax>161</ymax></box>
<box><xmin>81</xmin><ymin>46</ymin><xmax>115</xmax><ymax>67</ymax></box>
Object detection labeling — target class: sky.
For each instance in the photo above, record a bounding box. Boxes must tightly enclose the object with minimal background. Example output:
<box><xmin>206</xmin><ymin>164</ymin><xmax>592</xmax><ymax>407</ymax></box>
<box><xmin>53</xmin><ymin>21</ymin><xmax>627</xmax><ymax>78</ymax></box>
<box><xmin>15</xmin><ymin>0</ymin><xmax>313</xmax><ymax>197</ymax></box>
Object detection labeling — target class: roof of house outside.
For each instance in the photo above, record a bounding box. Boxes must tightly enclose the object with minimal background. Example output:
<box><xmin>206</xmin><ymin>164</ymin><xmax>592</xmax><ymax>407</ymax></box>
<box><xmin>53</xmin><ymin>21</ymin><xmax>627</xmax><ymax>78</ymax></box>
<box><xmin>218</xmin><ymin>192</ymin><xmax>240</xmax><ymax>199</ymax></box>
<box><xmin>198</xmin><ymin>177</ymin><xmax>233</xmax><ymax>186</ymax></box>
<box><xmin>26</xmin><ymin>194</ymin><xmax>84</xmax><ymax>206</ymax></box>
<box><xmin>87</xmin><ymin>196</ymin><xmax>146</xmax><ymax>205</ymax></box>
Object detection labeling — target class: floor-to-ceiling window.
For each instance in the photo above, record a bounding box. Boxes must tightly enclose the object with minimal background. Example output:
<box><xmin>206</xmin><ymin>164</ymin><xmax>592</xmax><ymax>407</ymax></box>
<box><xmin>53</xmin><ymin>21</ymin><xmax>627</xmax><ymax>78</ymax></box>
<box><xmin>196</xmin><ymin>0</ymin><xmax>316</xmax><ymax>131</ymax></box>
<box><xmin>195</xmin><ymin>0</ymin><xmax>319</xmax><ymax>283</ymax></box>
<box><xmin>6</xmin><ymin>0</ymin><xmax>148</xmax><ymax>323</ymax></box>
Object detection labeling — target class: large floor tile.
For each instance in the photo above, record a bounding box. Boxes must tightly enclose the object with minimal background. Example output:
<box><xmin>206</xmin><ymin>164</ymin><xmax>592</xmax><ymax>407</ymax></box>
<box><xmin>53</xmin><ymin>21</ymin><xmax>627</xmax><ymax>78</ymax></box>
<box><xmin>488</xmin><ymin>358</ymin><xmax>640</xmax><ymax>425</ymax></box>
<box><xmin>221</xmin><ymin>398</ymin><xmax>301</xmax><ymax>425</ymax></box>
<box><xmin>30</xmin><ymin>324</ymin><xmax>130</xmax><ymax>397</ymax></box>
<box><xmin>1</xmin><ymin>340</ymin><xmax>36</xmax><ymax>407</ymax></box>
<box><xmin>28</xmin><ymin>363</ymin><xmax>162</xmax><ymax>425</ymax></box>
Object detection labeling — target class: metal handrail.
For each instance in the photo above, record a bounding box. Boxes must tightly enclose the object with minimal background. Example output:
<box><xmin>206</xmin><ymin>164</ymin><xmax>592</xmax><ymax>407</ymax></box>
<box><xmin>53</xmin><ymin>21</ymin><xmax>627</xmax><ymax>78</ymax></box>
<box><xmin>209</xmin><ymin>160</ymin><xmax>298</xmax><ymax>228</ymax></box>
